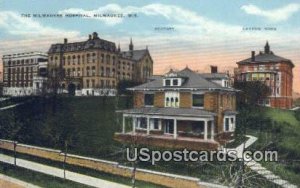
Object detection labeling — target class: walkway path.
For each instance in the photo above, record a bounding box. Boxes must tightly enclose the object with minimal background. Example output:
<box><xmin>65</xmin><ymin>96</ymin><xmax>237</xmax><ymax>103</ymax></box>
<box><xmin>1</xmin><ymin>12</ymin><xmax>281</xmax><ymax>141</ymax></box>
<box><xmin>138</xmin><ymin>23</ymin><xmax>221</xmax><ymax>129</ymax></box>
<box><xmin>225</xmin><ymin>135</ymin><xmax>297</xmax><ymax>188</ymax></box>
<box><xmin>0</xmin><ymin>153</ymin><xmax>130</xmax><ymax>188</ymax></box>
<box><xmin>0</xmin><ymin>103</ymin><xmax>24</xmax><ymax>111</ymax></box>
<box><xmin>0</xmin><ymin>173</ymin><xmax>40</xmax><ymax>188</ymax></box>
<box><xmin>291</xmin><ymin>106</ymin><xmax>300</xmax><ymax>111</ymax></box>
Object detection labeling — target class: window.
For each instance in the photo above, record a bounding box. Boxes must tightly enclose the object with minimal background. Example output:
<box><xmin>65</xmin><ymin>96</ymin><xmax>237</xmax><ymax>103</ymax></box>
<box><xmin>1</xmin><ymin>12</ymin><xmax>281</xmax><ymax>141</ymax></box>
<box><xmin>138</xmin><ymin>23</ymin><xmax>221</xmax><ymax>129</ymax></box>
<box><xmin>192</xmin><ymin>94</ymin><xmax>204</xmax><ymax>107</ymax></box>
<box><xmin>173</xmin><ymin>79</ymin><xmax>178</xmax><ymax>86</ymax></box>
<box><xmin>144</xmin><ymin>94</ymin><xmax>154</xmax><ymax>106</ymax></box>
<box><xmin>165</xmin><ymin>120</ymin><xmax>174</xmax><ymax>134</ymax></box>
<box><xmin>175</xmin><ymin>98</ymin><xmax>179</xmax><ymax>107</ymax></box>
<box><xmin>165</xmin><ymin>79</ymin><xmax>171</xmax><ymax>86</ymax></box>
<box><xmin>151</xmin><ymin>119</ymin><xmax>160</xmax><ymax>130</ymax></box>
<box><xmin>225</xmin><ymin>118</ymin><xmax>230</xmax><ymax>131</ymax></box>
<box><xmin>86</xmin><ymin>80</ymin><xmax>90</xmax><ymax>88</ymax></box>
<box><xmin>224</xmin><ymin>116</ymin><xmax>235</xmax><ymax>132</ymax></box>
<box><xmin>166</xmin><ymin>97</ymin><xmax>170</xmax><ymax>106</ymax></box>
<box><xmin>165</xmin><ymin>92</ymin><xmax>179</xmax><ymax>107</ymax></box>
<box><xmin>137</xmin><ymin>118</ymin><xmax>147</xmax><ymax>129</ymax></box>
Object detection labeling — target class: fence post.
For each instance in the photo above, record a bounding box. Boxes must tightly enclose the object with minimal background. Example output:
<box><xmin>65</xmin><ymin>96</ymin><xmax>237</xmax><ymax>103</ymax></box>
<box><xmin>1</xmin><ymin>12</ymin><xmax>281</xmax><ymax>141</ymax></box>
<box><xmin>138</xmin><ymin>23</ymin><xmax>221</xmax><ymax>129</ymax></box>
<box><xmin>63</xmin><ymin>140</ymin><xmax>68</xmax><ymax>180</ymax></box>
<box><xmin>13</xmin><ymin>141</ymin><xmax>17</xmax><ymax>166</ymax></box>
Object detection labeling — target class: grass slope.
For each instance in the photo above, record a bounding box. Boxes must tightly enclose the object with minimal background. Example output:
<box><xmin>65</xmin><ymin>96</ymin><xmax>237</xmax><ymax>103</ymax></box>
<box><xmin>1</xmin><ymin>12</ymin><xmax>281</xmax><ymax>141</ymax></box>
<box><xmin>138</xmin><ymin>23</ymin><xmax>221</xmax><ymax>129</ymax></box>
<box><xmin>236</xmin><ymin>106</ymin><xmax>300</xmax><ymax>186</ymax></box>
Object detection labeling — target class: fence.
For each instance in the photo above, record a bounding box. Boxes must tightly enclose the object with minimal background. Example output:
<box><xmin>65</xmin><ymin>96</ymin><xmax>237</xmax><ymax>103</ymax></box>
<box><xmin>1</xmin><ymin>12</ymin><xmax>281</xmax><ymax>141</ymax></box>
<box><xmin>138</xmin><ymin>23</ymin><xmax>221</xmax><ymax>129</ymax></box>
<box><xmin>0</xmin><ymin>139</ymin><xmax>226</xmax><ymax>188</ymax></box>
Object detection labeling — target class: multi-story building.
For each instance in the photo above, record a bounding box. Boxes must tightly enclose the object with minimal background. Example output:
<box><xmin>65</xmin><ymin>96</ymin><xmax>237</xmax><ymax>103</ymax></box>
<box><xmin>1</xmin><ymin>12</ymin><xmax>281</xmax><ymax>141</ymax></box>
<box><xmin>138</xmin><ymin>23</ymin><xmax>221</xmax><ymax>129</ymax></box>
<box><xmin>235</xmin><ymin>42</ymin><xmax>294</xmax><ymax>109</ymax></box>
<box><xmin>114</xmin><ymin>67</ymin><xmax>237</xmax><ymax>150</ymax></box>
<box><xmin>2</xmin><ymin>52</ymin><xmax>48</xmax><ymax>96</ymax></box>
<box><xmin>48</xmin><ymin>32</ymin><xmax>153</xmax><ymax>96</ymax></box>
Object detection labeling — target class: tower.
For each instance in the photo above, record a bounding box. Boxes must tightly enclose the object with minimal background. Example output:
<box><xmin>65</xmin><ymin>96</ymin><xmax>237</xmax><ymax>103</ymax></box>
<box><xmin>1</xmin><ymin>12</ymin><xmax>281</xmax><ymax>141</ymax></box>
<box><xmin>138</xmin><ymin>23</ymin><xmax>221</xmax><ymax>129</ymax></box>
<box><xmin>118</xmin><ymin>43</ymin><xmax>121</xmax><ymax>52</ymax></box>
<box><xmin>129</xmin><ymin>38</ymin><xmax>134</xmax><ymax>51</ymax></box>
<box><xmin>264</xmin><ymin>41</ymin><xmax>270</xmax><ymax>54</ymax></box>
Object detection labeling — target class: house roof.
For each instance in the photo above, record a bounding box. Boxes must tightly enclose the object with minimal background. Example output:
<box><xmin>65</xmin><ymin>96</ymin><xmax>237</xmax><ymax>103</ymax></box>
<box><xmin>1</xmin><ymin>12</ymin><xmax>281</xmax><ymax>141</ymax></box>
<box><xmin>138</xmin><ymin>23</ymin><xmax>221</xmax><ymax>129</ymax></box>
<box><xmin>237</xmin><ymin>42</ymin><xmax>294</xmax><ymax>67</ymax></box>
<box><xmin>117</xmin><ymin>107</ymin><xmax>216</xmax><ymax>117</ymax></box>
<box><xmin>129</xmin><ymin>67</ymin><xmax>236</xmax><ymax>91</ymax></box>
<box><xmin>237</xmin><ymin>53</ymin><xmax>291</xmax><ymax>64</ymax></box>
<box><xmin>199</xmin><ymin>73</ymin><xmax>229</xmax><ymax>80</ymax></box>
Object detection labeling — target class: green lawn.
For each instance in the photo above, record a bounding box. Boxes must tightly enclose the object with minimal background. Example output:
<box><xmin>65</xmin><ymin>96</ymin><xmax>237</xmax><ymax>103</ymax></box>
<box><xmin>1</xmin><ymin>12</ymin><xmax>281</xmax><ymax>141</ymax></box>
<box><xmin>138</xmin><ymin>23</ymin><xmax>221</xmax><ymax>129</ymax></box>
<box><xmin>0</xmin><ymin>96</ymin><xmax>284</xmax><ymax>187</ymax></box>
<box><xmin>236</xmin><ymin>106</ymin><xmax>300</xmax><ymax>186</ymax></box>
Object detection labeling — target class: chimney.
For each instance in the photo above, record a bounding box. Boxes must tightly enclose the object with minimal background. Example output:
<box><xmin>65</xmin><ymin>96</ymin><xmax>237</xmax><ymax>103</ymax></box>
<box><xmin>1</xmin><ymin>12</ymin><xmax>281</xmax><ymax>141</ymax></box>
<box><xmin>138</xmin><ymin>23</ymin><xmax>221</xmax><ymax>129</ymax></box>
<box><xmin>92</xmin><ymin>32</ymin><xmax>98</xmax><ymax>39</ymax></box>
<box><xmin>88</xmin><ymin>34</ymin><xmax>92</xmax><ymax>40</ymax></box>
<box><xmin>64</xmin><ymin>38</ymin><xmax>68</xmax><ymax>44</ymax></box>
<box><xmin>251</xmin><ymin>51</ymin><xmax>255</xmax><ymax>61</ymax></box>
<box><xmin>210</xmin><ymin>65</ymin><xmax>218</xmax><ymax>73</ymax></box>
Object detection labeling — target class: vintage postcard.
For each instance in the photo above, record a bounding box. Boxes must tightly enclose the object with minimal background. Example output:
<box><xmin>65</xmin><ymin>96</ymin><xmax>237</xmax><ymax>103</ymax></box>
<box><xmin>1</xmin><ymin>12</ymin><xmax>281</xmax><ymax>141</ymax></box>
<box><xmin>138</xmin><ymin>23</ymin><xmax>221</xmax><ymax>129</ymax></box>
<box><xmin>0</xmin><ymin>0</ymin><xmax>299</xmax><ymax>187</ymax></box>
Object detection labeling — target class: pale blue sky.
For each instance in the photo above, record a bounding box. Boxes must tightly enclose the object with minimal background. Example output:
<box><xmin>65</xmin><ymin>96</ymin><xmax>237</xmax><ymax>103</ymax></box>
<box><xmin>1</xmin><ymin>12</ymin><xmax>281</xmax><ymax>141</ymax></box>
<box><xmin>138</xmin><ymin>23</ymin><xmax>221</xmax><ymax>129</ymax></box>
<box><xmin>1</xmin><ymin>0</ymin><xmax>300</xmax><ymax>91</ymax></box>
<box><xmin>1</xmin><ymin>0</ymin><xmax>299</xmax><ymax>38</ymax></box>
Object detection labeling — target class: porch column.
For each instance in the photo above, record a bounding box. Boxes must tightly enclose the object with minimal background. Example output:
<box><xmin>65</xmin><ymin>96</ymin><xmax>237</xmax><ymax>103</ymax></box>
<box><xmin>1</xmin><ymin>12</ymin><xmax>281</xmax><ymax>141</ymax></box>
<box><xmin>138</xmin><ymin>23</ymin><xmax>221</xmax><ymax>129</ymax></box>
<box><xmin>204</xmin><ymin>120</ymin><xmax>208</xmax><ymax>140</ymax></box>
<box><xmin>174</xmin><ymin>119</ymin><xmax>177</xmax><ymax>139</ymax></box>
<box><xmin>122</xmin><ymin>116</ymin><xmax>125</xmax><ymax>133</ymax></box>
<box><xmin>132</xmin><ymin>117</ymin><xmax>136</xmax><ymax>134</ymax></box>
<box><xmin>147</xmin><ymin>116</ymin><xmax>150</xmax><ymax>135</ymax></box>
<box><xmin>211</xmin><ymin>120</ymin><xmax>214</xmax><ymax>140</ymax></box>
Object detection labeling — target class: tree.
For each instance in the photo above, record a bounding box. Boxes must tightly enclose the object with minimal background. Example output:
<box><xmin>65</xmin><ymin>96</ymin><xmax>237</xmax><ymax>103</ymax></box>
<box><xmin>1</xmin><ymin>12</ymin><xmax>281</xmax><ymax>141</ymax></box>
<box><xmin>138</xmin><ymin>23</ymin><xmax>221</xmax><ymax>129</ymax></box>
<box><xmin>234</xmin><ymin>81</ymin><xmax>272</xmax><ymax>106</ymax></box>
<box><xmin>67</xmin><ymin>83</ymin><xmax>76</xmax><ymax>96</ymax></box>
<box><xmin>117</xmin><ymin>80</ymin><xmax>142</xmax><ymax>96</ymax></box>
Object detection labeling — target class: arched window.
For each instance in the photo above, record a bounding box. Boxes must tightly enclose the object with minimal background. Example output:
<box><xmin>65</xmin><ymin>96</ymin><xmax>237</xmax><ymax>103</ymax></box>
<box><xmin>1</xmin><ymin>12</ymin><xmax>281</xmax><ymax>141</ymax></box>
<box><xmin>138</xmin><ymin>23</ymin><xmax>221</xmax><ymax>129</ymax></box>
<box><xmin>175</xmin><ymin>98</ymin><xmax>179</xmax><ymax>107</ymax></box>
<box><xmin>87</xmin><ymin>53</ymin><xmax>91</xmax><ymax>63</ymax></box>
<box><xmin>171</xmin><ymin>98</ymin><xmax>174</xmax><ymax>107</ymax></box>
<box><xmin>166</xmin><ymin>97</ymin><xmax>170</xmax><ymax>107</ymax></box>
<box><xmin>72</xmin><ymin>55</ymin><xmax>76</xmax><ymax>65</ymax></box>
<box><xmin>77</xmin><ymin>55</ymin><xmax>81</xmax><ymax>65</ymax></box>
<box><xmin>86</xmin><ymin>66</ymin><xmax>90</xmax><ymax>76</ymax></box>
<box><xmin>67</xmin><ymin>56</ymin><xmax>71</xmax><ymax>65</ymax></box>
<box><xmin>106</xmin><ymin>55</ymin><xmax>110</xmax><ymax>64</ymax></box>
<box><xmin>92</xmin><ymin>53</ymin><xmax>96</xmax><ymax>63</ymax></box>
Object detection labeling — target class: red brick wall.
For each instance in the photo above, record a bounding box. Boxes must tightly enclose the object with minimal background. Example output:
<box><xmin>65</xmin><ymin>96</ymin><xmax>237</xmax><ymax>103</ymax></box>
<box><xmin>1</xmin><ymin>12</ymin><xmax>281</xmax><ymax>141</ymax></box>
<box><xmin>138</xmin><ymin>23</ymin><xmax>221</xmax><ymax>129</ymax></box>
<box><xmin>134</xmin><ymin>92</ymin><xmax>144</xmax><ymax>108</ymax></box>
<box><xmin>236</xmin><ymin>61</ymin><xmax>294</xmax><ymax>109</ymax></box>
<box><xmin>154</xmin><ymin>92</ymin><xmax>164</xmax><ymax>107</ymax></box>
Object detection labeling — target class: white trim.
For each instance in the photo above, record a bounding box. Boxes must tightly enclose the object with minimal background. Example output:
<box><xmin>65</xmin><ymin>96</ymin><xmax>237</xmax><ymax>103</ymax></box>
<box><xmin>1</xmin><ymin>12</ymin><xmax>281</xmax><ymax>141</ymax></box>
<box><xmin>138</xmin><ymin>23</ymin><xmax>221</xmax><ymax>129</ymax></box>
<box><xmin>123</xmin><ymin>114</ymin><xmax>214</xmax><ymax>121</ymax></box>
<box><xmin>223</xmin><ymin>115</ymin><xmax>236</xmax><ymax>132</ymax></box>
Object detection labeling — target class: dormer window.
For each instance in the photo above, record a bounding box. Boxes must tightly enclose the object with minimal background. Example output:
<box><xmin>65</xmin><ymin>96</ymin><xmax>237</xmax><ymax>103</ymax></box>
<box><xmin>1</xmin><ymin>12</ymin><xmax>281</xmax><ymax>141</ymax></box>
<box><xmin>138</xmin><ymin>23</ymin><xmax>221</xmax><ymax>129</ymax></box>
<box><xmin>163</xmin><ymin>78</ymin><xmax>182</xmax><ymax>86</ymax></box>
<box><xmin>165</xmin><ymin>79</ymin><xmax>171</xmax><ymax>86</ymax></box>
<box><xmin>173</xmin><ymin>79</ymin><xmax>178</xmax><ymax>86</ymax></box>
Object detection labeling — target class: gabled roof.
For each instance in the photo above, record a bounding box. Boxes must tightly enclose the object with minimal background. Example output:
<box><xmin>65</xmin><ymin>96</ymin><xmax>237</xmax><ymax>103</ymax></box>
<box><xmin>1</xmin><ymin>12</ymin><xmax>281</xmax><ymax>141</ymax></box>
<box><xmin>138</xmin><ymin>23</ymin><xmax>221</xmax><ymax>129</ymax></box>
<box><xmin>121</xmin><ymin>49</ymin><xmax>149</xmax><ymax>61</ymax></box>
<box><xmin>129</xmin><ymin>67</ymin><xmax>236</xmax><ymax>91</ymax></box>
<box><xmin>117</xmin><ymin>107</ymin><xmax>216</xmax><ymax>117</ymax></box>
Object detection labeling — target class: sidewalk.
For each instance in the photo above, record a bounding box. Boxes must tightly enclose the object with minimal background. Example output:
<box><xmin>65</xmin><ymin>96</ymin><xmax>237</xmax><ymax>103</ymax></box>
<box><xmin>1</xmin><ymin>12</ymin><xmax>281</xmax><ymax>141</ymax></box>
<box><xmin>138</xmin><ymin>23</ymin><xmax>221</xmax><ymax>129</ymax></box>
<box><xmin>0</xmin><ymin>173</ymin><xmax>40</xmax><ymax>188</ymax></box>
<box><xmin>0</xmin><ymin>153</ymin><xmax>130</xmax><ymax>188</ymax></box>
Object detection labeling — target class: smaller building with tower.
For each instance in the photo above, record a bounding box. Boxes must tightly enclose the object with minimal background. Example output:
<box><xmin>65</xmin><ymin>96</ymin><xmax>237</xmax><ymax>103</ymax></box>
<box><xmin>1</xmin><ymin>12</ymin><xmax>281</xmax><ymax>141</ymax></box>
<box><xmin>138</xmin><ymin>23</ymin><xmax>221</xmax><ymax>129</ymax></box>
<box><xmin>235</xmin><ymin>42</ymin><xmax>294</xmax><ymax>109</ymax></box>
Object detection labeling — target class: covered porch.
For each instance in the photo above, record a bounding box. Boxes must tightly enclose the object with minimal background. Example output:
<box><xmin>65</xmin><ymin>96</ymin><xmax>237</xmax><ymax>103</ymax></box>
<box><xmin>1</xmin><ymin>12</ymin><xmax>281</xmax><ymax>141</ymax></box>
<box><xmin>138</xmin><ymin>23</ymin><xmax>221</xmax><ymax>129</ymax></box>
<box><xmin>121</xmin><ymin>115</ymin><xmax>216</xmax><ymax>141</ymax></box>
